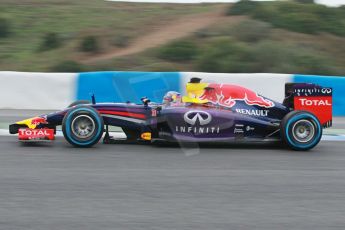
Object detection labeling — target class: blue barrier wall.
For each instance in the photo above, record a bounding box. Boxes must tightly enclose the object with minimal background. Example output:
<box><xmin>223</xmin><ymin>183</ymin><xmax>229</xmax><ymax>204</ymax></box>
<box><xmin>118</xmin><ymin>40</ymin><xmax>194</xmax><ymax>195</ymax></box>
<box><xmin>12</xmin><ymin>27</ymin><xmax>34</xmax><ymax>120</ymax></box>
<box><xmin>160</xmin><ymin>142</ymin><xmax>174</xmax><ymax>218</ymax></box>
<box><xmin>76</xmin><ymin>71</ymin><xmax>344</xmax><ymax>116</ymax></box>
<box><xmin>294</xmin><ymin>75</ymin><xmax>345</xmax><ymax>116</ymax></box>
<box><xmin>77</xmin><ymin>71</ymin><xmax>181</xmax><ymax>104</ymax></box>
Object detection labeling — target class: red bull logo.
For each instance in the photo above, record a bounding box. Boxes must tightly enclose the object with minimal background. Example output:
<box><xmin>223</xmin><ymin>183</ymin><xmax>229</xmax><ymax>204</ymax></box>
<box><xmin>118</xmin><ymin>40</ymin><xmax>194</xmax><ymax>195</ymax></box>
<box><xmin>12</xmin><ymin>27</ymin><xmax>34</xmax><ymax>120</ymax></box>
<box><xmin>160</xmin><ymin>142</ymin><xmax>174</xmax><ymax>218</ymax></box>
<box><xmin>199</xmin><ymin>84</ymin><xmax>274</xmax><ymax>108</ymax></box>
<box><xmin>31</xmin><ymin>117</ymin><xmax>48</xmax><ymax>126</ymax></box>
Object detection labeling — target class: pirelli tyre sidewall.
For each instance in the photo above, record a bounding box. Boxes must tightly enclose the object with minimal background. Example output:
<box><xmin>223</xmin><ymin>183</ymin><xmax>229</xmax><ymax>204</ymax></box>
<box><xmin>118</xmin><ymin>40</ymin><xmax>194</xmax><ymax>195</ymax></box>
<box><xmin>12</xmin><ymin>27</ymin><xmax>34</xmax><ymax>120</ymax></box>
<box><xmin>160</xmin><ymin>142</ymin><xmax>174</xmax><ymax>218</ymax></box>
<box><xmin>281</xmin><ymin>110</ymin><xmax>322</xmax><ymax>151</ymax></box>
<box><xmin>62</xmin><ymin>105</ymin><xmax>104</xmax><ymax>147</ymax></box>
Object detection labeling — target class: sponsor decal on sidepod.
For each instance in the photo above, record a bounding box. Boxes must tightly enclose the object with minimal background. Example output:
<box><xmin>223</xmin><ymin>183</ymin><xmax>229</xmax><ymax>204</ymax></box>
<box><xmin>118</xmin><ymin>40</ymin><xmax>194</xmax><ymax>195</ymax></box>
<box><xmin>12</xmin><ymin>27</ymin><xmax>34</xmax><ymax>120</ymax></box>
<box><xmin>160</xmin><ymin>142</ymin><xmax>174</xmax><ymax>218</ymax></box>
<box><xmin>235</xmin><ymin>109</ymin><xmax>269</xmax><ymax>117</ymax></box>
<box><xmin>234</xmin><ymin>124</ymin><xmax>244</xmax><ymax>134</ymax></box>
<box><xmin>176</xmin><ymin>111</ymin><xmax>220</xmax><ymax>134</ymax></box>
<box><xmin>234</xmin><ymin>124</ymin><xmax>255</xmax><ymax>134</ymax></box>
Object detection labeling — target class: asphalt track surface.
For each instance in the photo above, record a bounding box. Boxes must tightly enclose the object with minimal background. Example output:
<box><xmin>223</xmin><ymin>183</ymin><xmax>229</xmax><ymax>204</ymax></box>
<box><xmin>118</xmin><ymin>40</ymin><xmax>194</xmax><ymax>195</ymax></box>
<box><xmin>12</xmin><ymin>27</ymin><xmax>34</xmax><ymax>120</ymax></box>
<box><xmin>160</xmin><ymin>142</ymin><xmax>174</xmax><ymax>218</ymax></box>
<box><xmin>1</xmin><ymin>110</ymin><xmax>345</xmax><ymax>230</ymax></box>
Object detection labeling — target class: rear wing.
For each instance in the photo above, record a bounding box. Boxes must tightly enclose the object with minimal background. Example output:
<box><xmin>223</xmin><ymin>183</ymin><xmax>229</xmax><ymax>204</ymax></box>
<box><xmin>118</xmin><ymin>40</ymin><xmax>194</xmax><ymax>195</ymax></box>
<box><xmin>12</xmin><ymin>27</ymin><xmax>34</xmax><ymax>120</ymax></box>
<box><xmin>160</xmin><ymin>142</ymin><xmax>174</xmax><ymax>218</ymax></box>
<box><xmin>284</xmin><ymin>83</ymin><xmax>332</xmax><ymax>128</ymax></box>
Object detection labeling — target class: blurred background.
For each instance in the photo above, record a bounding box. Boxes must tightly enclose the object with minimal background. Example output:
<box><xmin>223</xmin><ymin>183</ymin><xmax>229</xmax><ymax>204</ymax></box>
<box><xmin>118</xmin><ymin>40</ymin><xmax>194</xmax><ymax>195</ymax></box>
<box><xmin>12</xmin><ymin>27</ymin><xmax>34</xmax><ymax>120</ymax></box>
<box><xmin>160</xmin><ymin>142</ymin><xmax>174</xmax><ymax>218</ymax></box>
<box><xmin>0</xmin><ymin>0</ymin><xmax>344</xmax><ymax>75</ymax></box>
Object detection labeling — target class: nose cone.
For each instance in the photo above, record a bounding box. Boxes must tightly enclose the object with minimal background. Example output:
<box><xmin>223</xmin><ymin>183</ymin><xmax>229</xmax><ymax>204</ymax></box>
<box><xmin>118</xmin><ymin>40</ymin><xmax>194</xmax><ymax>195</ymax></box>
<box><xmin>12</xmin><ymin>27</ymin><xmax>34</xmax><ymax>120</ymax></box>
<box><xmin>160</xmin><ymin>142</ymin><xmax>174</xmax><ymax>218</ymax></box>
<box><xmin>15</xmin><ymin>117</ymin><xmax>48</xmax><ymax>129</ymax></box>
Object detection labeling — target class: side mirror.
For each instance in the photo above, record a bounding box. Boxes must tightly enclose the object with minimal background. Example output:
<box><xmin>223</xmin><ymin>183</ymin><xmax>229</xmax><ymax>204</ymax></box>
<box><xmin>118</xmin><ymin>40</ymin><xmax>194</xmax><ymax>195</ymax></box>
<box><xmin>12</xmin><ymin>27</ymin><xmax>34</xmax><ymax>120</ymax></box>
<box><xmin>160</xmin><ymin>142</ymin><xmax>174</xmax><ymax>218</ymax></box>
<box><xmin>91</xmin><ymin>94</ymin><xmax>96</xmax><ymax>104</ymax></box>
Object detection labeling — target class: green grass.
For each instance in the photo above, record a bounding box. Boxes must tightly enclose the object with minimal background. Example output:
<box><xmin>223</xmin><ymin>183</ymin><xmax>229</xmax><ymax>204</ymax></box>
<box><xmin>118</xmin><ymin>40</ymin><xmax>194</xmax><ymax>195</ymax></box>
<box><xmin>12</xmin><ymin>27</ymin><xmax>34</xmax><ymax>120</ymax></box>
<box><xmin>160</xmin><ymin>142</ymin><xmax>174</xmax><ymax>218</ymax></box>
<box><xmin>227</xmin><ymin>0</ymin><xmax>345</xmax><ymax>36</ymax></box>
<box><xmin>0</xmin><ymin>0</ymin><xmax>220</xmax><ymax>71</ymax></box>
<box><xmin>1</xmin><ymin>0</ymin><xmax>345</xmax><ymax>75</ymax></box>
<box><xmin>88</xmin><ymin>17</ymin><xmax>345</xmax><ymax>75</ymax></box>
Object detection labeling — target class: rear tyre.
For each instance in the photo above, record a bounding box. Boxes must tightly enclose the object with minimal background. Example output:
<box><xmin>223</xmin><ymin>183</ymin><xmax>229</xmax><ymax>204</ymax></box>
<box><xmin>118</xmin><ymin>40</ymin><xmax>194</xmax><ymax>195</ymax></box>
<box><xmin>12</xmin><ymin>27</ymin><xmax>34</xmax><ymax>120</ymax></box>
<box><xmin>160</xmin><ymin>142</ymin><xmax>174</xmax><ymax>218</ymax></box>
<box><xmin>280</xmin><ymin>111</ymin><xmax>322</xmax><ymax>151</ymax></box>
<box><xmin>62</xmin><ymin>105</ymin><xmax>104</xmax><ymax>147</ymax></box>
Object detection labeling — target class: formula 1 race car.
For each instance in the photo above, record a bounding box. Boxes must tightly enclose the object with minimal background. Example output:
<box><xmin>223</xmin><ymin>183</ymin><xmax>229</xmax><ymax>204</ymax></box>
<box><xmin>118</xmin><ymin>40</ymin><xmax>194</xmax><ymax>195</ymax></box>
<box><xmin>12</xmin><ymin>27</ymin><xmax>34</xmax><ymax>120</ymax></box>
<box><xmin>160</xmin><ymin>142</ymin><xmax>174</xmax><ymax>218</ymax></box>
<box><xmin>9</xmin><ymin>78</ymin><xmax>333</xmax><ymax>151</ymax></box>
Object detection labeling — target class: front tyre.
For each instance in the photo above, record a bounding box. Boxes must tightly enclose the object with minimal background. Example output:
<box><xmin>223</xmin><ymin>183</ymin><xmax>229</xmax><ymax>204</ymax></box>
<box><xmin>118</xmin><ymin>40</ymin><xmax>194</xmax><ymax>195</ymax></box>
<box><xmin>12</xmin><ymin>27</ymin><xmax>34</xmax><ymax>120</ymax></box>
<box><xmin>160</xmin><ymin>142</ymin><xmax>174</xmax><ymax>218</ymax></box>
<box><xmin>62</xmin><ymin>105</ymin><xmax>104</xmax><ymax>147</ymax></box>
<box><xmin>280</xmin><ymin>111</ymin><xmax>322</xmax><ymax>151</ymax></box>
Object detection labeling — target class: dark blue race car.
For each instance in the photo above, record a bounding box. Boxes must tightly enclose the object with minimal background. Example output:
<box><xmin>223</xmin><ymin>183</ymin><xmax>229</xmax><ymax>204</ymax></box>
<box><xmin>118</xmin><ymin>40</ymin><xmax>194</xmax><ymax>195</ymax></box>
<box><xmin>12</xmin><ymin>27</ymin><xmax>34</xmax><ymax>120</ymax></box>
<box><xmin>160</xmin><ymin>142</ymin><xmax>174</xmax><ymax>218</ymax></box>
<box><xmin>9</xmin><ymin>78</ymin><xmax>333</xmax><ymax>151</ymax></box>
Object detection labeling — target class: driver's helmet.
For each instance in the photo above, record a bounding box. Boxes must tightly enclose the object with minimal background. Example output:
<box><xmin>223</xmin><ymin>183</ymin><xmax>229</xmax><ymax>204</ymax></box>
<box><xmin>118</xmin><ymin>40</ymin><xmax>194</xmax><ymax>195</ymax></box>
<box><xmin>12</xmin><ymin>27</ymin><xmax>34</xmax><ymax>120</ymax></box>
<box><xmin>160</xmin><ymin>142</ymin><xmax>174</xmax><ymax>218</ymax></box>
<box><xmin>162</xmin><ymin>91</ymin><xmax>181</xmax><ymax>106</ymax></box>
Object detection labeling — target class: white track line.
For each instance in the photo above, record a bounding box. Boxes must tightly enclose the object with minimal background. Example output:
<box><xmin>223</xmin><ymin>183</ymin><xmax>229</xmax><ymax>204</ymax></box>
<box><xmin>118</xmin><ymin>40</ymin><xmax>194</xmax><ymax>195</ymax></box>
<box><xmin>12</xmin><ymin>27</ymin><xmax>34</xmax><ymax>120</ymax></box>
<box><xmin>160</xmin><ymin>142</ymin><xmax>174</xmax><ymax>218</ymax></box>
<box><xmin>321</xmin><ymin>135</ymin><xmax>345</xmax><ymax>141</ymax></box>
<box><xmin>0</xmin><ymin>129</ymin><xmax>9</xmax><ymax>136</ymax></box>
